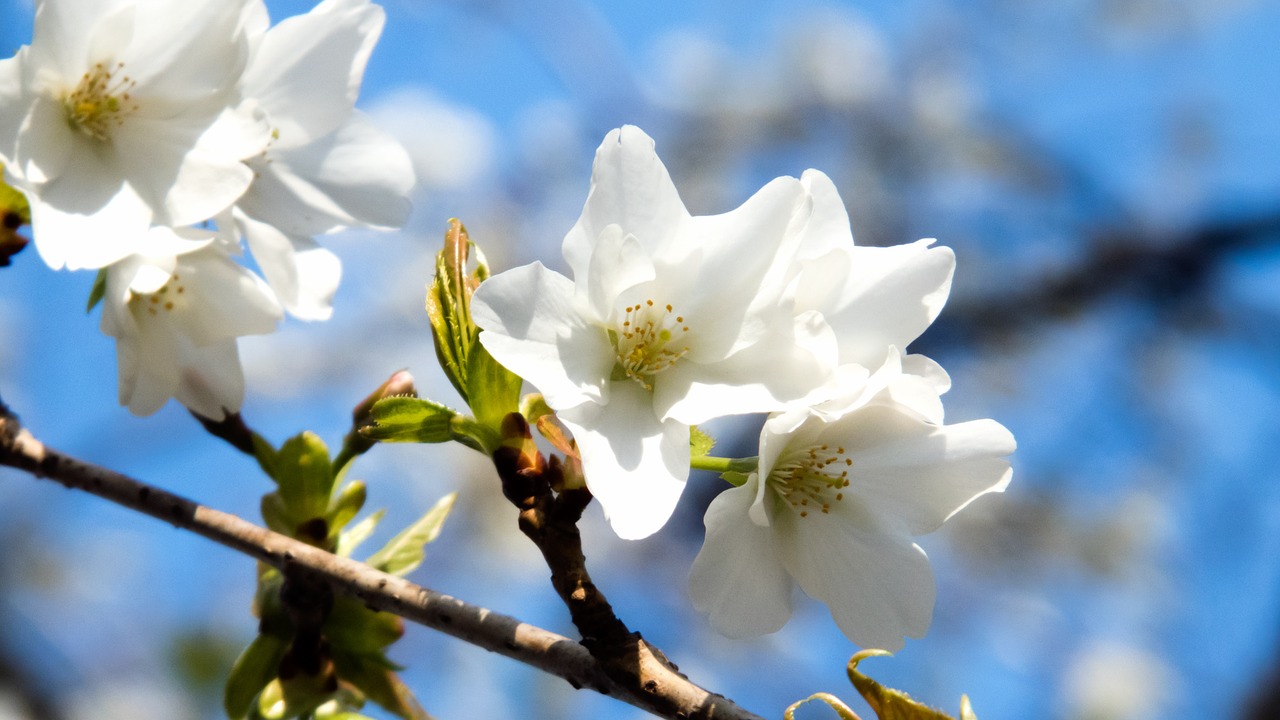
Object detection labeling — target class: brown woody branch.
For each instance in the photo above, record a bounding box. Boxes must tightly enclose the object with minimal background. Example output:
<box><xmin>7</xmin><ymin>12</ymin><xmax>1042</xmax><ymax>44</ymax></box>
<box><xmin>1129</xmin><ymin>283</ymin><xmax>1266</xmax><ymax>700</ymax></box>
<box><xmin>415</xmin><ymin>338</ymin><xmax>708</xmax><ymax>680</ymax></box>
<box><xmin>493</xmin><ymin>413</ymin><xmax>759</xmax><ymax>720</ymax></box>
<box><xmin>0</xmin><ymin>401</ymin><xmax>762</xmax><ymax>720</ymax></box>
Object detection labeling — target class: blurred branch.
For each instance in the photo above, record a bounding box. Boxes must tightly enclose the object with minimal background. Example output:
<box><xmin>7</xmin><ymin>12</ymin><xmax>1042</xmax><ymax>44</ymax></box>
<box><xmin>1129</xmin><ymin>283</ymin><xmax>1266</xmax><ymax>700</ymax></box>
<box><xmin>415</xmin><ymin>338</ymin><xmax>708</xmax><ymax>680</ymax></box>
<box><xmin>925</xmin><ymin>211</ymin><xmax>1280</xmax><ymax>349</ymax></box>
<box><xmin>0</xmin><ymin>645</ymin><xmax>62</xmax><ymax>720</ymax></box>
<box><xmin>0</xmin><ymin>399</ymin><xmax>762</xmax><ymax>720</ymax></box>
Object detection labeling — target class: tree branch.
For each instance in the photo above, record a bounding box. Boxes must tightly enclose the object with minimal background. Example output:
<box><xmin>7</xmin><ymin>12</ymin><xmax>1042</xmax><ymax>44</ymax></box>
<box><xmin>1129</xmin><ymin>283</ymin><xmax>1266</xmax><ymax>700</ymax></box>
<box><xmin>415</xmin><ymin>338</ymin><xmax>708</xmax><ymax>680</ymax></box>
<box><xmin>0</xmin><ymin>400</ymin><xmax>762</xmax><ymax>720</ymax></box>
<box><xmin>491</xmin><ymin>414</ymin><xmax>742</xmax><ymax>720</ymax></box>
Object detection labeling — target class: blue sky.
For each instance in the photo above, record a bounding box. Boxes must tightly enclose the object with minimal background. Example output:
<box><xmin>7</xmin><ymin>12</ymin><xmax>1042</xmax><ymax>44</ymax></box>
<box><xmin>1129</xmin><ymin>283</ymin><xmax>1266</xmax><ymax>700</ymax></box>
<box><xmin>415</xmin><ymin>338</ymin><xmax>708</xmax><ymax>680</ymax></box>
<box><xmin>3</xmin><ymin>1</ymin><xmax>1280</xmax><ymax>719</ymax></box>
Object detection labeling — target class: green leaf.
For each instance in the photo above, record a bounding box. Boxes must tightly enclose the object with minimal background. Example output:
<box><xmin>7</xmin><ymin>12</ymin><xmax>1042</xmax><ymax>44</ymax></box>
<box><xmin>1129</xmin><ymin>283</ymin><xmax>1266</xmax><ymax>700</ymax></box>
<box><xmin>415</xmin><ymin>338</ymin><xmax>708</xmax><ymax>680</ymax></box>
<box><xmin>361</xmin><ymin>397</ymin><xmax>457</xmax><ymax>444</ymax></box>
<box><xmin>324</xmin><ymin>595</ymin><xmax>404</xmax><ymax>654</ymax></box>
<box><xmin>275</xmin><ymin>432</ymin><xmax>335</xmax><ymax>524</ymax></box>
<box><xmin>0</xmin><ymin>171</ymin><xmax>29</xmax><ymax>224</ymax></box>
<box><xmin>783</xmin><ymin>692</ymin><xmax>863</xmax><ymax>720</ymax></box>
<box><xmin>327</xmin><ymin>481</ymin><xmax>367</xmax><ymax>537</ymax></box>
<box><xmin>337</xmin><ymin>509</ymin><xmax>385</xmax><ymax>558</ymax></box>
<box><xmin>690</xmin><ymin>425</ymin><xmax>715</xmax><ymax>458</ymax></box>
<box><xmin>463</xmin><ymin>342</ymin><xmax>522</xmax><ymax>433</ymax></box>
<box><xmin>224</xmin><ymin>634</ymin><xmax>289</xmax><ymax>720</ymax></box>
<box><xmin>252</xmin><ymin>433</ymin><xmax>279</xmax><ymax>479</ymax></box>
<box><xmin>260</xmin><ymin>493</ymin><xmax>293</xmax><ymax>536</ymax></box>
<box><xmin>331</xmin><ymin>649</ymin><xmax>430</xmax><ymax>720</ymax></box>
<box><xmin>85</xmin><ymin>269</ymin><xmax>108</xmax><ymax>313</ymax></box>
<box><xmin>959</xmin><ymin>696</ymin><xmax>977</xmax><ymax>720</ymax></box>
<box><xmin>847</xmin><ymin>650</ymin><xmax>956</xmax><ymax>720</ymax></box>
<box><xmin>365</xmin><ymin>492</ymin><xmax>456</xmax><ymax>577</ymax></box>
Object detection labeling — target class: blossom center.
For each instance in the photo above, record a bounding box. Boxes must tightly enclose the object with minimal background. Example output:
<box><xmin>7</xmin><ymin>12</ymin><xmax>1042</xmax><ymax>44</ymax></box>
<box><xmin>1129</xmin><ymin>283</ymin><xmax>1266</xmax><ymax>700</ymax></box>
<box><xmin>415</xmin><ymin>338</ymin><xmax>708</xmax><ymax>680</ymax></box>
<box><xmin>611</xmin><ymin>299</ymin><xmax>690</xmax><ymax>391</ymax></box>
<box><xmin>130</xmin><ymin>273</ymin><xmax>190</xmax><ymax>319</ymax></box>
<box><xmin>64</xmin><ymin>62</ymin><xmax>138</xmax><ymax>140</ymax></box>
<box><xmin>769</xmin><ymin>443</ymin><xmax>852</xmax><ymax>518</ymax></box>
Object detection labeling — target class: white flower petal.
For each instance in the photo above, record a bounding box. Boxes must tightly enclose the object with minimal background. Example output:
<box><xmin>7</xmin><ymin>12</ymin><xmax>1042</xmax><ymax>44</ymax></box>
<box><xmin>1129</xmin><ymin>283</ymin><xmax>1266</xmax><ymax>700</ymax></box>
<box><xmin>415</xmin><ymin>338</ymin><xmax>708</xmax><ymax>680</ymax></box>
<box><xmin>114</xmin><ymin>113</ymin><xmax>258</xmax><ymax>226</ymax></box>
<box><xmin>174</xmin><ymin>338</ymin><xmax>246</xmax><ymax>418</ymax></box>
<box><xmin>126</xmin><ymin>0</ymin><xmax>250</xmax><ymax>104</ymax></box>
<box><xmin>179</xmin><ymin>251</ymin><xmax>282</xmax><ymax>346</ymax></box>
<box><xmin>563</xmin><ymin>125</ymin><xmax>687</xmax><ymax>284</ymax></box>
<box><xmin>583</xmin><ymin>224</ymin><xmax>655</xmax><ymax>323</ymax></box>
<box><xmin>822</xmin><ymin>240</ymin><xmax>956</xmax><ymax>368</ymax></box>
<box><xmin>242</xmin><ymin>0</ymin><xmax>384</xmax><ymax>145</ymax></box>
<box><xmin>14</xmin><ymin>96</ymin><xmax>75</xmax><ymax>186</ymax></box>
<box><xmin>830</xmin><ymin>407</ymin><xmax>1015</xmax><ymax>535</ymax></box>
<box><xmin>237</xmin><ymin>210</ymin><xmax>342</xmax><ymax>321</ymax></box>
<box><xmin>777</xmin><ymin>509</ymin><xmax>936</xmax><ymax>651</ymax></box>
<box><xmin>239</xmin><ymin>112</ymin><xmax>413</xmax><ymax>235</ymax></box>
<box><xmin>472</xmin><ymin>262</ymin><xmax>614</xmax><ymax>410</ymax></box>
<box><xmin>689</xmin><ymin>476</ymin><xmax>795</xmax><ymax>638</ymax></box>
<box><xmin>661</xmin><ymin>309</ymin><xmax>835</xmax><ymax>424</ymax></box>
<box><xmin>558</xmin><ymin>382</ymin><xmax>690</xmax><ymax>540</ymax></box>
<box><xmin>0</xmin><ymin>52</ymin><xmax>24</xmax><ymax>165</ymax></box>
<box><xmin>28</xmin><ymin>171</ymin><xmax>151</xmax><ymax>270</ymax></box>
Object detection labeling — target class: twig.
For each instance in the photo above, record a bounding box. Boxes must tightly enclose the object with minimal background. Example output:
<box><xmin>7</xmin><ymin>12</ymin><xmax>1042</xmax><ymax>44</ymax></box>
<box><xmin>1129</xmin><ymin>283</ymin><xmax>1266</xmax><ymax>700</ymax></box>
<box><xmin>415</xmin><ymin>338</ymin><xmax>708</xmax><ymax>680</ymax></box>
<box><xmin>492</xmin><ymin>414</ymin><xmax>748</xmax><ymax>720</ymax></box>
<box><xmin>0</xmin><ymin>400</ymin><xmax>762</xmax><ymax>720</ymax></box>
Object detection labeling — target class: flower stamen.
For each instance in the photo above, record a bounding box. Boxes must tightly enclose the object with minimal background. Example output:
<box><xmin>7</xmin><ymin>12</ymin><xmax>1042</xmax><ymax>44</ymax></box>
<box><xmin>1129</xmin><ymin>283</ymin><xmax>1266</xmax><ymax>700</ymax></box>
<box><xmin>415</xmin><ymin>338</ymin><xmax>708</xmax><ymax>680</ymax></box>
<box><xmin>613</xmin><ymin>298</ymin><xmax>690</xmax><ymax>391</ymax></box>
<box><xmin>64</xmin><ymin>62</ymin><xmax>138</xmax><ymax>140</ymax></box>
<box><xmin>132</xmin><ymin>273</ymin><xmax>189</xmax><ymax>318</ymax></box>
<box><xmin>770</xmin><ymin>443</ymin><xmax>852</xmax><ymax>518</ymax></box>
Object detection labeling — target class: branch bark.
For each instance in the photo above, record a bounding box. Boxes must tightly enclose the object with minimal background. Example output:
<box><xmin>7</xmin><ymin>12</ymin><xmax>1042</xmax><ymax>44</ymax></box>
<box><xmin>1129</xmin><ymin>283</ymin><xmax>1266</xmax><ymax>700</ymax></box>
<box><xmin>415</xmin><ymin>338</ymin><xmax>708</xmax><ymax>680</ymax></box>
<box><xmin>0</xmin><ymin>401</ymin><xmax>763</xmax><ymax>720</ymax></box>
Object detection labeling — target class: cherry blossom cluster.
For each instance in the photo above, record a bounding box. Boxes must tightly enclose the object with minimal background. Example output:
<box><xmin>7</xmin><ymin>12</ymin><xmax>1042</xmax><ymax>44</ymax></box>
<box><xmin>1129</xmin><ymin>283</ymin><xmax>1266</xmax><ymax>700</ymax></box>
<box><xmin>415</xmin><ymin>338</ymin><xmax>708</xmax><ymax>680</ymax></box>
<box><xmin>0</xmin><ymin>0</ymin><xmax>414</xmax><ymax>417</ymax></box>
<box><xmin>472</xmin><ymin>126</ymin><xmax>1016</xmax><ymax>650</ymax></box>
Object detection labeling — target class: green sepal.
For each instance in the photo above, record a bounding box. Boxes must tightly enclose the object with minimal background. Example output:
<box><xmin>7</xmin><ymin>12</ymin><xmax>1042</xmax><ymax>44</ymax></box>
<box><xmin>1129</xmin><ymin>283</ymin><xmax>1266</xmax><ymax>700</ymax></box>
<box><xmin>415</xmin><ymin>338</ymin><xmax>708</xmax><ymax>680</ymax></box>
<box><xmin>336</xmin><ymin>509</ymin><xmax>385</xmax><ymax>558</ymax></box>
<box><xmin>690</xmin><ymin>425</ymin><xmax>715</xmax><ymax>458</ymax></box>
<box><xmin>331</xmin><ymin>649</ymin><xmax>429</xmax><ymax>720</ymax></box>
<box><xmin>327</xmin><ymin>481</ymin><xmax>367</xmax><ymax>539</ymax></box>
<box><xmin>323</xmin><ymin>595</ymin><xmax>404</xmax><ymax>654</ymax></box>
<box><xmin>721</xmin><ymin>471</ymin><xmax>751</xmax><ymax>487</ymax></box>
<box><xmin>361</xmin><ymin>397</ymin><xmax>457</xmax><ymax>444</ymax></box>
<box><xmin>85</xmin><ymin>269</ymin><xmax>108</xmax><ymax>313</ymax></box>
<box><xmin>847</xmin><ymin>649</ymin><xmax>964</xmax><ymax>720</ymax></box>
<box><xmin>365</xmin><ymin>492</ymin><xmax>456</xmax><ymax>577</ymax></box>
<box><xmin>275</xmin><ymin>432</ymin><xmax>335</xmax><ymax>525</ymax></box>
<box><xmin>463</xmin><ymin>342</ymin><xmax>521</xmax><ymax>434</ymax></box>
<box><xmin>224</xmin><ymin>633</ymin><xmax>289</xmax><ymax>720</ymax></box>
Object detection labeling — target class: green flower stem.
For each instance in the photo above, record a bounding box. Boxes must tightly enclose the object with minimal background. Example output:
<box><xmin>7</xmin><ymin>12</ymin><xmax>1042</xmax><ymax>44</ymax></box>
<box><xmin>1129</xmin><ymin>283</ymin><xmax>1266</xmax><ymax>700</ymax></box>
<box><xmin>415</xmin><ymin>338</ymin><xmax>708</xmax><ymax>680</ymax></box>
<box><xmin>689</xmin><ymin>455</ymin><xmax>758</xmax><ymax>475</ymax></box>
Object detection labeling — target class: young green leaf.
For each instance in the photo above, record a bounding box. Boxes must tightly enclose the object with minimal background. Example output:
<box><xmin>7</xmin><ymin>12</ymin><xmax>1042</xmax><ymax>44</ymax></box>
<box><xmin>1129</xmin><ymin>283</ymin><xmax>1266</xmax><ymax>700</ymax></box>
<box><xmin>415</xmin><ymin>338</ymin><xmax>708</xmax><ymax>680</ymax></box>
<box><xmin>847</xmin><ymin>650</ymin><xmax>960</xmax><ymax>720</ymax></box>
<box><xmin>275</xmin><ymin>432</ymin><xmax>335</xmax><ymax>524</ymax></box>
<box><xmin>330</xmin><ymin>649</ymin><xmax>430</xmax><ymax>720</ymax></box>
<box><xmin>361</xmin><ymin>397</ymin><xmax>457</xmax><ymax>444</ymax></box>
<box><xmin>324</xmin><ymin>595</ymin><xmax>405</xmax><ymax>654</ymax></box>
<box><xmin>224</xmin><ymin>634</ymin><xmax>289</xmax><ymax>720</ymax></box>
<box><xmin>337</xmin><ymin>509</ymin><xmax>386</xmax><ymax>558</ymax></box>
<box><xmin>327</xmin><ymin>481</ymin><xmax>368</xmax><ymax>537</ymax></box>
<box><xmin>463</xmin><ymin>342</ymin><xmax>522</xmax><ymax>433</ymax></box>
<box><xmin>364</xmin><ymin>493</ymin><xmax>457</xmax><ymax>577</ymax></box>
<box><xmin>783</xmin><ymin>692</ymin><xmax>864</xmax><ymax>720</ymax></box>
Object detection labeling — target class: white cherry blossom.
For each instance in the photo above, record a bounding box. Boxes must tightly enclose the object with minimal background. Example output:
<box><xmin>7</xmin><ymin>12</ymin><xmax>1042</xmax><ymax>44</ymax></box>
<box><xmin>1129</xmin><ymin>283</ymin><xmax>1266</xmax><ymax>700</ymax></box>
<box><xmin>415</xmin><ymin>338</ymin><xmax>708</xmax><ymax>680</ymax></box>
<box><xmin>231</xmin><ymin>0</ymin><xmax>415</xmax><ymax>320</ymax></box>
<box><xmin>688</xmin><ymin>363</ymin><xmax>1015</xmax><ymax>650</ymax></box>
<box><xmin>0</xmin><ymin>0</ymin><xmax>269</xmax><ymax>270</ymax></box>
<box><xmin>100</xmin><ymin>227</ymin><xmax>282</xmax><ymax>418</ymax></box>
<box><xmin>472</xmin><ymin>126</ymin><xmax>836</xmax><ymax>539</ymax></box>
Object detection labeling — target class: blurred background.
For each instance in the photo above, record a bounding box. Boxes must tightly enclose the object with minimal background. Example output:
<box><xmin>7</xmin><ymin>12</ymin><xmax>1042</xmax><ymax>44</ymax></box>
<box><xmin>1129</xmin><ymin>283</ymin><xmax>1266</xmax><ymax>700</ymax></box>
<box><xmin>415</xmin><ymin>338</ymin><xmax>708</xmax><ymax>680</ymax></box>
<box><xmin>3</xmin><ymin>0</ymin><xmax>1280</xmax><ymax>718</ymax></box>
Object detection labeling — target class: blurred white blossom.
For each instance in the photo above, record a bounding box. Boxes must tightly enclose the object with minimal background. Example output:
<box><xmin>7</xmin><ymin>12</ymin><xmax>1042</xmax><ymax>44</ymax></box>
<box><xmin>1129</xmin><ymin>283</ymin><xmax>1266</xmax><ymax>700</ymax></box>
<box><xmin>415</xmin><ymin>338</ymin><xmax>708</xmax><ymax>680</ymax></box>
<box><xmin>0</xmin><ymin>0</ymin><xmax>268</xmax><ymax>270</ymax></box>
